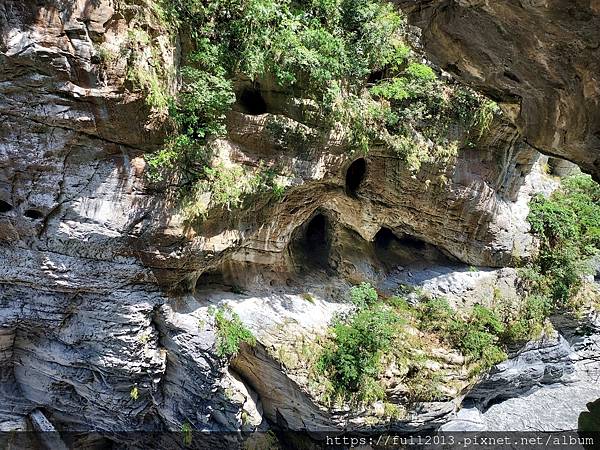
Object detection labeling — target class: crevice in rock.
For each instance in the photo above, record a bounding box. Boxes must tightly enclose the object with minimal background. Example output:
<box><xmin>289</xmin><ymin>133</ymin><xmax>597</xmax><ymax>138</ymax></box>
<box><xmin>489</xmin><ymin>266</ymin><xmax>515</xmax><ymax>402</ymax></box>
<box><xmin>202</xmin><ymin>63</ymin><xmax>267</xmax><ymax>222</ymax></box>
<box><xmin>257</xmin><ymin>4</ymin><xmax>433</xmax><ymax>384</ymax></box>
<box><xmin>147</xmin><ymin>304</ymin><xmax>169</xmax><ymax>418</ymax></box>
<box><xmin>503</xmin><ymin>70</ymin><xmax>521</xmax><ymax>84</ymax></box>
<box><xmin>24</xmin><ymin>209</ymin><xmax>44</xmax><ymax>220</ymax></box>
<box><xmin>230</xmin><ymin>342</ymin><xmax>332</xmax><ymax>431</ymax></box>
<box><xmin>345</xmin><ymin>158</ymin><xmax>366</xmax><ymax>197</ymax></box>
<box><xmin>238</xmin><ymin>86</ymin><xmax>268</xmax><ymax>115</ymax></box>
<box><xmin>0</xmin><ymin>200</ymin><xmax>13</xmax><ymax>213</ymax></box>
<box><xmin>289</xmin><ymin>212</ymin><xmax>331</xmax><ymax>272</ymax></box>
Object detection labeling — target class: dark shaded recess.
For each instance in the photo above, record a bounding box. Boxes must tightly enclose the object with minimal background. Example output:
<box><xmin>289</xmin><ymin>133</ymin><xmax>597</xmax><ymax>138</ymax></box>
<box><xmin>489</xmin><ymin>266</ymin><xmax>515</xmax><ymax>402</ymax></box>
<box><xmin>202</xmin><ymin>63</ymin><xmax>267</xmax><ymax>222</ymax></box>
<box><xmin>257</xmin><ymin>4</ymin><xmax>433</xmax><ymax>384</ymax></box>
<box><xmin>238</xmin><ymin>87</ymin><xmax>268</xmax><ymax>115</ymax></box>
<box><xmin>445</xmin><ymin>63</ymin><xmax>462</xmax><ymax>76</ymax></box>
<box><xmin>345</xmin><ymin>158</ymin><xmax>366</xmax><ymax>196</ymax></box>
<box><xmin>374</xmin><ymin>227</ymin><xmax>455</xmax><ymax>269</ymax></box>
<box><xmin>291</xmin><ymin>213</ymin><xmax>331</xmax><ymax>271</ymax></box>
<box><xmin>195</xmin><ymin>269</ymin><xmax>246</xmax><ymax>294</ymax></box>
<box><xmin>367</xmin><ymin>69</ymin><xmax>384</xmax><ymax>84</ymax></box>
<box><xmin>503</xmin><ymin>70</ymin><xmax>521</xmax><ymax>83</ymax></box>
<box><xmin>0</xmin><ymin>200</ymin><xmax>13</xmax><ymax>213</ymax></box>
<box><xmin>24</xmin><ymin>209</ymin><xmax>44</xmax><ymax>220</ymax></box>
<box><xmin>195</xmin><ymin>270</ymin><xmax>226</xmax><ymax>290</ymax></box>
<box><xmin>579</xmin><ymin>398</ymin><xmax>600</xmax><ymax>434</ymax></box>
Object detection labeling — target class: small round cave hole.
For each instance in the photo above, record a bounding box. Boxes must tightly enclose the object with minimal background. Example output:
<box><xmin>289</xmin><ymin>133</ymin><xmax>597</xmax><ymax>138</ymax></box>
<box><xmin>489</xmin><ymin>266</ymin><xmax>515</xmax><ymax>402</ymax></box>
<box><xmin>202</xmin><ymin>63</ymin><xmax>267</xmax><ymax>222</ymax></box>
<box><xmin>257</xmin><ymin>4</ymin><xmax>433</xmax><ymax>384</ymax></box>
<box><xmin>291</xmin><ymin>213</ymin><xmax>331</xmax><ymax>271</ymax></box>
<box><xmin>238</xmin><ymin>87</ymin><xmax>268</xmax><ymax>115</ymax></box>
<box><xmin>345</xmin><ymin>158</ymin><xmax>366</xmax><ymax>196</ymax></box>
<box><xmin>24</xmin><ymin>209</ymin><xmax>44</xmax><ymax>220</ymax></box>
<box><xmin>0</xmin><ymin>200</ymin><xmax>13</xmax><ymax>213</ymax></box>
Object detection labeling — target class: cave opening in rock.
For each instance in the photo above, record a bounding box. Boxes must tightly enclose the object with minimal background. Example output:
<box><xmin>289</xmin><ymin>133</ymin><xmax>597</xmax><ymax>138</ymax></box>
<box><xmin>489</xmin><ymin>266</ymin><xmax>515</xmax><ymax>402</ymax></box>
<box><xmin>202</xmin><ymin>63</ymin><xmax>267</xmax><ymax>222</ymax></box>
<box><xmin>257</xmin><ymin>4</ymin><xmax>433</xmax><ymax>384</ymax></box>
<box><xmin>374</xmin><ymin>227</ymin><xmax>454</xmax><ymax>270</ymax></box>
<box><xmin>24</xmin><ymin>209</ymin><xmax>44</xmax><ymax>220</ymax></box>
<box><xmin>367</xmin><ymin>70</ymin><xmax>384</xmax><ymax>84</ymax></box>
<box><xmin>396</xmin><ymin>234</ymin><xmax>427</xmax><ymax>251</ymax></box>
<box><xmin>238</xmin><ymin>87</ymin><xmax>268</xmax><ymax>115</ymax></box>
<box><xmin>0</xmin><ymin>200</ymin><xmax>13</xmax><ymax>213</ymax></box>
<box><xmin>374</xmin><ymin>227</ymin><xmax>396</xmax><ymax>251</ymax></box>
<box><xmin>195</xmin><ymin>269</ymin><xmax>227</xmax><ymax>291</ymax></box>
<box><xmin>345</xmin><ymin>158</ymin><xmax>366</xmax><ymax>196</ymax></box>
<box><xmin>291</xmin><ymin>213</ymin><xmax>331</xmax><ymax>271</ymax></box>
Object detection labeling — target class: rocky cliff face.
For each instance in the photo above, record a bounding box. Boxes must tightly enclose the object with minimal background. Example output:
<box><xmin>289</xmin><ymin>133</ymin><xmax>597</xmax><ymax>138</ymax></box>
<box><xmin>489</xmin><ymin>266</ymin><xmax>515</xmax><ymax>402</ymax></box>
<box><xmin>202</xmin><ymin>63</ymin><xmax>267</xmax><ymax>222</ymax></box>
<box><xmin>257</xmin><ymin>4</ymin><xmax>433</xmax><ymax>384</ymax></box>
<box><xmin>0</xmin><ymin>0</ymin><xmax>598</xmax><ymax>449</ymax></box>
<box><xmin>396</xmin><ymin>0</ymin><xmax>600</xmax><ymax>180</ymax></box>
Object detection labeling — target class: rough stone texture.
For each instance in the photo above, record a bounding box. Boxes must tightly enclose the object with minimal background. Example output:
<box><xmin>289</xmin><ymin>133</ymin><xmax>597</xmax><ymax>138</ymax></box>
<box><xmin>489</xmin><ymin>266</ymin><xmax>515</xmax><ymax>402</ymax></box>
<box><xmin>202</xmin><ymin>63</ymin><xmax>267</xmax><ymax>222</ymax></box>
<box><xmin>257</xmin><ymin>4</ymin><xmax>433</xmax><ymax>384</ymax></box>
<box><xmin>396</xmin><ymin>0</ymin><xmax>600</xmax><ymax>180</ymax></box>
<box><xmin>0</xmin><ymin>0</ymin><xmax>598</xmax><ymax>447</ymax></box>
<box><xmin>381</xmin><ymin>267</ymin><xmax>521</xmax><ymax>309</ymax></box>
<box><xmin>225</xmin><ymin>289</ymin><xmax>463</xmax><ymax>434</ymax></box>
<box><xmin>442</xmin><ymin>312</ymin><xmax>600</xmax><ymax>432</ymax></box>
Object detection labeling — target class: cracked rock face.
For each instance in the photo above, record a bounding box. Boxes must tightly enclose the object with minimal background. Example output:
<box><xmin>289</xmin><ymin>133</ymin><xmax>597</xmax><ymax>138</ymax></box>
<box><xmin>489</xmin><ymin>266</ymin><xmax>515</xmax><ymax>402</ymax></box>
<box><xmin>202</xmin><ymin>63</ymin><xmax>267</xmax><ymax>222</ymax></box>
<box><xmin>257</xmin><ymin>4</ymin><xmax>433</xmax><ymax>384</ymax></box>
<box><xmin>397</xmin><ymin>0</ymin><xmax>600</xmax><ymax>180</ymax></box>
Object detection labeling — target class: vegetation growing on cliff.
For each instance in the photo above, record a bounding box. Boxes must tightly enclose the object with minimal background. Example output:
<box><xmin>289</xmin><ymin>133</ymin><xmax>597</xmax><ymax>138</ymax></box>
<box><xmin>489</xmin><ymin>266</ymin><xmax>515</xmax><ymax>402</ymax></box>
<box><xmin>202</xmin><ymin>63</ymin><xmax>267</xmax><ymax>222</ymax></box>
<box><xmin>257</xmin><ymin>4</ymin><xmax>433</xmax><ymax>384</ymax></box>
<box><xmin>211</xmin><ymin>306</ymin><xmax>256</xmax><ymax>357</ymax></box>
<box><xmin>314</xmin><ymin>284</ymin><xmax>507</xmax><ymax>406</ymax></box>
<box><xmin>140</xmin><ymin>0</ymin><xmax>494</xmax><ymax>220</ymax></box>
<box><xmin>522</xmin><ymin>174</ymin><xmax>600</xmax><ymax>315</ymax></box>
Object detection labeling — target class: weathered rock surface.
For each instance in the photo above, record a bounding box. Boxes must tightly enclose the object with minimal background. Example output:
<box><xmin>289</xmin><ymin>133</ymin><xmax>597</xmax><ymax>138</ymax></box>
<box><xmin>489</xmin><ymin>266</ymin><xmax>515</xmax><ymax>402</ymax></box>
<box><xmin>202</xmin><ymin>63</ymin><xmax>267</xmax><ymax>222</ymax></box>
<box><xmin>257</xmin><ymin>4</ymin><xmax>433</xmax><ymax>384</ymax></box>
<box><xmin>442</xmin><ymin>312</ymin><xmax>600</xmax><ymax>432</ymax></box>
<box><xmin>0</xmin><ymin>0</ymin><xmax>598</xmax><ymax>448</ymax></box>
<box><xmin>396</xmin><ymin>0</ymin><xmax>600</xmax><ymax>180</ymax></box>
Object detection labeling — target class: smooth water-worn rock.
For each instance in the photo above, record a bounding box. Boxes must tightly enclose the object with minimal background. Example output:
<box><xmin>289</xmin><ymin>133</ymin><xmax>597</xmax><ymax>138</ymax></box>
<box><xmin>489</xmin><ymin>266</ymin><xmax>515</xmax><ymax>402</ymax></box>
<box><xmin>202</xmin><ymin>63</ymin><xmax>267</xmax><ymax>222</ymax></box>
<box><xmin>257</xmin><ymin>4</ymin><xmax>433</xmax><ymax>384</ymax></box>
<box><xmin>442</xmin><ymin>313</ymin><xmax>600</xmax><ymax>432</ymax></box>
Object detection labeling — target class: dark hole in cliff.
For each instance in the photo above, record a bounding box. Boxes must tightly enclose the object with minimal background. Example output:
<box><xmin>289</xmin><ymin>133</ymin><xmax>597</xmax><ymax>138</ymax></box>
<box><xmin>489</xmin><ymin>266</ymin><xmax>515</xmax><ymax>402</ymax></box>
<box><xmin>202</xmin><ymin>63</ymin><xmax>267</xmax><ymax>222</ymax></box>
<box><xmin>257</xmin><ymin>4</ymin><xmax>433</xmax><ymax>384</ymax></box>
<box><xmin>238</xmin><ymin>87</ymin><xmax>268</xmax><ymax>115</ymax></box>
<box><xmin>196</xmin><ymin>270</ymin><xmax>227</xmax><ymax>291</ymax></box>
<box><xmin>445</xmin><ymin>63</ymin><xmax>462</xmax><ymax>76</ymax></box>
<box><xmin>503</xmin><ymin>70</ymin><xmax>521</xmax><ymax>84</ymax></box>
<box><xmin>291</xmin><ymin>213</ymin><xmax>331</xmax><ymax>271</ymax></box>
<box><xmin>374</xmin><ymin>227</ymin><xmax>456</xmax><ymax>270</ymax></box>
<box><xmin>367</xmin><ymin>70</ymin><xmax>384</xmax><ymax>84</ymax></box>
<box><xmin>24</xmin><ymin>209</ymin><xmax>44</xmax><ymax>220</ymax></box>
<box><xmin>0</xmin><ymin>200</ymin><xmax>12</xmax><ymax>213</ymax></box>
<box><xmin>345</xmin><ymin>158</ymin><xmax>366</xmax><ymax>196</ymax></box>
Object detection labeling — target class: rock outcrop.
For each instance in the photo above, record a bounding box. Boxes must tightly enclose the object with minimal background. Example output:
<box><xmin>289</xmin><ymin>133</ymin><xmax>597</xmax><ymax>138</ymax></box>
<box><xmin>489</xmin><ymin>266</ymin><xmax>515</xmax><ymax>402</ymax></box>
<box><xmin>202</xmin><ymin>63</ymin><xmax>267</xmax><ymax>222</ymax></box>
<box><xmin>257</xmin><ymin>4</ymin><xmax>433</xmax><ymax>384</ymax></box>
<box><xmin>396</xmin><ymin>0</ymin><xmax>600</xmax><ymax>180</ymax></box>
<box><xmin>443</xmin><ymin>311</ymin><xmax>600</xmax><ymax>432</ymax></box>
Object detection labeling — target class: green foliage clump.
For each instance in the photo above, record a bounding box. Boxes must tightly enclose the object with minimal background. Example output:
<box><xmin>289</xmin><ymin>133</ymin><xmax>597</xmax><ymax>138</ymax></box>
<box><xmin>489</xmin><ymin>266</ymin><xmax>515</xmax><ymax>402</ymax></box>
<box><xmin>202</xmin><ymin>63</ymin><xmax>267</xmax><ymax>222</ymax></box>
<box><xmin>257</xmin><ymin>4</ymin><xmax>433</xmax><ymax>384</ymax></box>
<box><xmin>148</xmin><ymin>0</ymin><xmax>410</xmax><ymax>175</ymax></box>
<box><xmin>317</xmin><ymin>285</ymin><xmax>510</xmax><ymax>406</ymax></box>
<box><xmin>502</xmin><ymin>295</ymin><xmax>553</xmax><ymax>343</ymax></box>
<box><xmin>349</xmin><ymin>282</ymin><xmax>378</xmax><ymax>309</ymax></box>
<box><xmin>211</xmin><ymin>306</ymin><xmax>256</xmax><ymax>357</ymax></box>
<box><xmin>317</xmin><ymin>303</ymin><xmax>403</xmax><ymax>401</ymax></box>
<box><xmin>525</xmin><ymin>174</ymin><xmax>600</xmax><ymax>306</ymax></box>
<box><xmin>418</xmin><ymin>298</ymin><xmax>507</xmax><ymax>370</ymax></box>
<box><xmin>130</xmin><ymin>385</ymin><xmax>139</xmax><ymax>401</ymax></box>
<box><xmin>145</xmin><ymin>0</ymin><xmax>494</xmax><ymax>207</ymax></box>
<box><xmin>180</xmin><ymin>163</ymin><xmax>286</xmax><ymax>221</ymax></box>
<box><xmin>181</xmin><ymin>422</ymin><xmax>193</xmax><ymax>446</ymax></box>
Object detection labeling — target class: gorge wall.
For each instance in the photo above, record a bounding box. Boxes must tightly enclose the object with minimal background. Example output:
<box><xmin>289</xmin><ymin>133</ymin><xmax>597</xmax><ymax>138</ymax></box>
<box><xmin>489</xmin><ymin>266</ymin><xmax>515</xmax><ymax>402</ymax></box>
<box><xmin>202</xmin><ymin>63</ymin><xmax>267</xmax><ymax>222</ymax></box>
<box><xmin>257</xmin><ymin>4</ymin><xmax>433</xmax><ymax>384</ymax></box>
<box><xmin>0</xmin><ymin>0</ymin><xmax>598</xmax><ymax>449</ymax></box>
<box><xmin>396</xmin><ymin>0</ymin><xmax>600</xmax><ymax>180</ymax></box>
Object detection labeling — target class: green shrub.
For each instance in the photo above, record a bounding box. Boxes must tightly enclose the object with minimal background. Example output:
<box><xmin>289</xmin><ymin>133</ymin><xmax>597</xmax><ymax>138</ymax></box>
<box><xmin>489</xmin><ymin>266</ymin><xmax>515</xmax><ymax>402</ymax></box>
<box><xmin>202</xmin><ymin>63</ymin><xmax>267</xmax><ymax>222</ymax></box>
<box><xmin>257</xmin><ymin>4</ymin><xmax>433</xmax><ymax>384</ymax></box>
<box><xmin>526</xmin><ymin>174</ymin><xmax>600</xmax><ymax>306</ymax></box>
<box><xmin>317</xmin><ymin>304</ymin><xmax>402</xmax><ymax>399</ymax></box>
<box><xmin>503</xmin><ymin>295</ymin><xmax>552</xmax><ymax>343</ymax></box>
<box><xmin>418</xmin><ymin>299</ymin><xmax>507</xmax><ymax>369</ymax></box>
<box><xmin>349</xmin><ymin>282</ymin><xmax>378</xmax><ymax>309</ymax></box>
<box><xmin>130</xmin><ymin>385</ymin><xmax>139</xmax><ymax>401</ymax></box>
<box><xmin>211</xmin><ymin>306</ymin><xmax>256</xmax><ymax>357</ymax></box>
<box><xmin>417</xmin><ymin>297</ymin><xmax>455</xmax><ymax>333</ymax></box>
<box><xmin>147</xmin><ymin>0</ymin><xmax>492</xmax><ymax>197</ymax></box>
<box><xmin>317</xmin><ymin>288</ymin><xmax>513</xmax><ymax>406</ymax></box>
